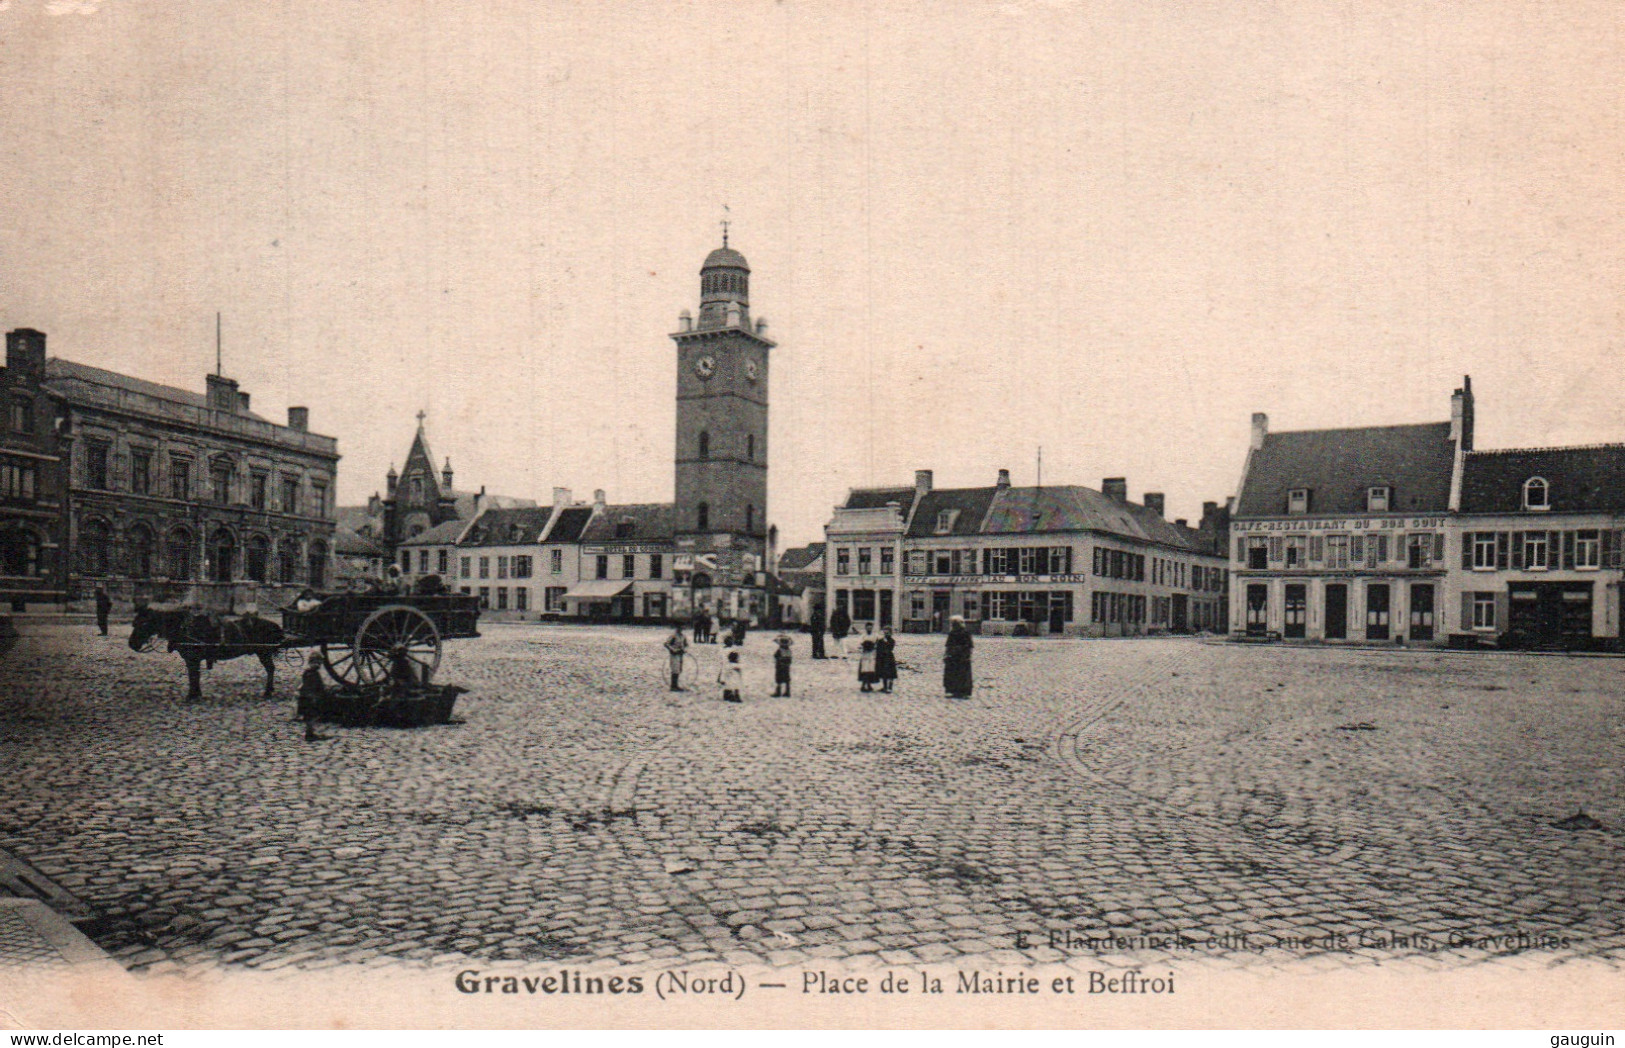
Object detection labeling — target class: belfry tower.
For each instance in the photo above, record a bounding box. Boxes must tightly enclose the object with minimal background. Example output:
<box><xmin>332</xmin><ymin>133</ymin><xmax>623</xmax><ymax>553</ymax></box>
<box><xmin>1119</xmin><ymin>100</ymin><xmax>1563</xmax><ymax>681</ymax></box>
<box><xmin>671</xmin><ymin>236</ymin><xmax>774</xmax><ymax>622</ymax></box>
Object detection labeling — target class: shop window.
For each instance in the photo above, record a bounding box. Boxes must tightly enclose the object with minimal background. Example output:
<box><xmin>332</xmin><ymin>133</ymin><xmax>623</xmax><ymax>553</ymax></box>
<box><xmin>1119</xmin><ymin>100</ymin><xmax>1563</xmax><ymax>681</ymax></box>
<box><xmin>1472</xmin><ymin>592</ymin><xmax>1496</xmax><ymax>630</ymax></box>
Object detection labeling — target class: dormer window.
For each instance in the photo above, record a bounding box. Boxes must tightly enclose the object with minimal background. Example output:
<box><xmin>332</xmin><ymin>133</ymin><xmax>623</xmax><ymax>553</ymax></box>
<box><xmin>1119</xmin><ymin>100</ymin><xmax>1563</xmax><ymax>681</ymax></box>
<box><xmin>934</xmin><ymin>509</ymin><xmax>959</xmax><ymax>534</ymax></box>
<box><xmin>1287</xmin><ymin>488</ymin><xmax>1310</xmax><ymax>515</ymax></box>
<box><xmin>615</xmin><ymin>518</ymin><xmax>635</xmax><ymax>538</ymax></box>
<box><xmin>1523</xmin><ymin>477</ymin><xmax>1550</xmax><ymax>511</ymax></box>
<box><xmin>1367</xmin><ymin>486</ymin><xmax>1391</xmax><ymax>513</ymax></box>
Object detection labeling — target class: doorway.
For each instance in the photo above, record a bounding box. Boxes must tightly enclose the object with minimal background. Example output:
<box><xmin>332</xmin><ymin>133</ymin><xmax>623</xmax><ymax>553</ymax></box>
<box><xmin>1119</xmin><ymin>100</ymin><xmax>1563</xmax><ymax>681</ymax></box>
<box><xmin>931</xmin><ymin>591</ymin><xmax>951</xmax><ymax>632</ymax></box>
<box><xmin>1365</xmin><ymin>583</ymin><xmax>1391</xmax><ymax>641</ymax></box>
<box><xmin>1245</xmin><ymin>584</ymin><xmax>1268</xmax><ymax>635</ymax></box>
<box><xmin>1408</xmin><ymin>584</ymin><xmax>1434</xmax><ymax>642</ymax></box>
<box><xmin>1171</xmin><ymin>593</ymin><xmax>1189</xmax><ymax>633</ymax></box>
<box><xmin>1283</xmin><ymin>584</ymin><xmax>1307</xmax><ymax>639</ymax></box>
<box><xmin>1508</xmin><ymin>581</ymin><xmax>1592</xmax><ymax>649</ymax></box>
<box><xmin>1324</xmin><ymin>584</ymin><xmax>1347</xmax><ymax>639</ymax></box>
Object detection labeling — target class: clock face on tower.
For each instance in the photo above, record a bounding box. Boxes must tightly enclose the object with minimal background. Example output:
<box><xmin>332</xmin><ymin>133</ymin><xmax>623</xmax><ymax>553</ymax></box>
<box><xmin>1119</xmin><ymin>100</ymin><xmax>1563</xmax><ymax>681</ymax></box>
<box><xmin>694</xmin><ymin>355</ymin><xmax>716</xmax><ymax>380</ymax></box>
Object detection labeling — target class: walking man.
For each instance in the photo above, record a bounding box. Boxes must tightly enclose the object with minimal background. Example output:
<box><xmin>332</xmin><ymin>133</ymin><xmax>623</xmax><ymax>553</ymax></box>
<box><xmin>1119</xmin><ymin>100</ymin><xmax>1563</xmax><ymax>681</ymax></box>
<box><xmin>665</xmin><ymin>624</ymin><xmax>689</xmax><ymax>691</ymax></box>
<box><xmin>94</xmin><ymin>586</ymin><xmax>112</xmax><ymax>637</ymax></box>
<box><xmin>808</xmin><ymin>606</ymin><xmax>827</xmax><ymax>659</ymax></box>
<box><xmin>829</xmin><ymin>603</ymin><xmax>852</xmax><ymax>659</ymax></box>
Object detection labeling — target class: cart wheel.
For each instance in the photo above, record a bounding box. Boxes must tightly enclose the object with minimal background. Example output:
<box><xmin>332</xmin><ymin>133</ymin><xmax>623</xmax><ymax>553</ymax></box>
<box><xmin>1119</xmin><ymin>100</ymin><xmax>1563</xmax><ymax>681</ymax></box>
<box><xmin>320</xmin><ymin>641</ymin><xmax>368</xmax><ymax>687</ymax></box>
<box><xmin>355</xmin><ymin>604</ymin><xmax>442</xmax><ymax>686</ymax></box>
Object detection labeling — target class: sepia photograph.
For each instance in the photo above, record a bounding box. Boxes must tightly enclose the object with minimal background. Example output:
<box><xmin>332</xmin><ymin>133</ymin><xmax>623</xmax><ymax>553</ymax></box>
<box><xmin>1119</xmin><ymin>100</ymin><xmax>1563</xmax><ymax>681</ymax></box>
<box><xmin>0</xmin><ymin>0</ymin><xmax>1621</xmax><ymax>1032</ymax></box>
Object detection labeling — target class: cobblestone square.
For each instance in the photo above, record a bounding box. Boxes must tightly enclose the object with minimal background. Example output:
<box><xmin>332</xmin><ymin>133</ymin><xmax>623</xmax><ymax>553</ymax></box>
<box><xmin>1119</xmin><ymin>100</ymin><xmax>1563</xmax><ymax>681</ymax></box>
<box><xmin>1</xmin><ymin>625</ymin><xmax>1621</xmax><ymax>975</ymax></box>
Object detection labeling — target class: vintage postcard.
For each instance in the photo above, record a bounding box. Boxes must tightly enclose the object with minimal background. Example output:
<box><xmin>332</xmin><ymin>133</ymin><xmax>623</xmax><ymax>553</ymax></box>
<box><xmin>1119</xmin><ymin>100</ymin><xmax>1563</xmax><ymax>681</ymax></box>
<box><xmin>0</xmin><ymin>0</ymin><xmax>1621</xmax><ymax>1032</ymax></box>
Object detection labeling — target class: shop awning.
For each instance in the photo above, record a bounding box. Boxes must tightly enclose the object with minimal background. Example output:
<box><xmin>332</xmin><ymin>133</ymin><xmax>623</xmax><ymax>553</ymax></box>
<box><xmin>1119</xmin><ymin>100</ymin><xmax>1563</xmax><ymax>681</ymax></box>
<box><xmin>563</xmin><ymin>580</ymin><xmax>633</xmax><ymax>601</ymax></box>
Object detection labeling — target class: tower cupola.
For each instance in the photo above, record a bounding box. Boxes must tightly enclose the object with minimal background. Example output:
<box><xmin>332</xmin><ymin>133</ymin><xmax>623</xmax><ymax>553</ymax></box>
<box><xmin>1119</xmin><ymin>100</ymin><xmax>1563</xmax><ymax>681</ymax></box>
<box><xmin>698</xmin><ymin>243</ymin><xmax>750</xmax><ymax>330</ymax></box>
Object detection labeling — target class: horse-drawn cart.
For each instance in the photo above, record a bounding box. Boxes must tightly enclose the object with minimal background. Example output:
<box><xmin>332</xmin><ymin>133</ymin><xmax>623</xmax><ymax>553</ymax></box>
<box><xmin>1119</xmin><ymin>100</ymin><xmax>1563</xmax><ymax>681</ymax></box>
<box><xmin>281</xmin><ymin>592</ymin><xmax>481</xmax><ymax>687</ymax></box>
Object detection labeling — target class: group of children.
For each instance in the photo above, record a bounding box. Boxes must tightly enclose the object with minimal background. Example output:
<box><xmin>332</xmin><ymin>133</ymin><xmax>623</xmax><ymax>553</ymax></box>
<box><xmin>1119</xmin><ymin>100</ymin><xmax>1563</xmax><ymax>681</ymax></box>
<box><xmin>665</xmin><ymin>625</ymin><xmax>900</xmax><ymax>703</ymax></box>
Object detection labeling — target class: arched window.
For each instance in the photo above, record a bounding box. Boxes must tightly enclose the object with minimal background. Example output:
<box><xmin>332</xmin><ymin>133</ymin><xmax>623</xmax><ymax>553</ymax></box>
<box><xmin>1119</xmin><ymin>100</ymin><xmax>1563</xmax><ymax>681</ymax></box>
<box><xmin>166</xmin><ymin>528</ymin><xmax>193</xmax><ymax>580</ymax></box>
<box><xmin>79</xmin><ymin>519</ymin><xmax>112</xmax><ymax>576</ymax></box>
<box><xmin>747</xmin><ymin>433</ymin><xmax>754</xmax><ymax>461</ymax></box>
<box><xmin>1523</xmin><ymin>477</ymin><xmax>1550</xmax><ymax>511</ymax></box>
<box><xmin>745</xmin><ymin>505</ymin><xmax>755</xmax><ymax>534</ymax></box>
<box><xmin>698</xmin><ymin>430</ymin><xmax>709</xmax><ymax>460</ymax></box>
<box><xmin>696</xmin><ymin>502</ymin><xmax>709</xmax><ymax>530</ymax></box>
<box><xmin>278</xmin><ymin>539</ymin><xmax>299</xmax><ymax>584</ymax></box>
<box><xmin>128</xmin><ymin>524</ymin><xmax>155</xmax><ymax>579</ymax></box>
<box><xmin>307</xmin><ymin>541</ymin><xmax>328</xmax><ymax>589</ymax></box>
<box><xmin>209</xmin><ymin>529</ymin><xmax>236</xmax><ymax>582</ymax></box>
<box><xmin>246</xmin><ymin>534</ymin><xmax>270</xmax><ymax>582</ymax></box>
<box><xmin>0</xmin><ymin>527</ymin><xmax>42</xmax><ymax>578</ymax></box>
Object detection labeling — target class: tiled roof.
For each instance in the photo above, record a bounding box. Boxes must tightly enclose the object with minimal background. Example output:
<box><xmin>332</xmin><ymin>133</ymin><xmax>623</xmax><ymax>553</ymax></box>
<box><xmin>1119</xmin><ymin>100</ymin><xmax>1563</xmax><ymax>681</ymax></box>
<box><xmin>1461</xmin><ymin>445</ymin><xmax>1625</xmax><ymax>514</ymax></box>
<box><xmin>544</xmin><ymin>506</ymin><xmax>594</xmax><ymax>544</ymax></box>
<box><xmin>844</xmin><ymin>487</ymin><xmax>919</xmax><ymax>514</ymax></box>
<box><xmin>448</xmin><ymin>490</ymin><xmax>536</xmax><ymax>518</ymax></box>
<box><xmin>777</xmin><ymin>543</ymin><xmax>826</xmax><ymax>571</ymax></box>
<box><xmin>905</xmin><ymin>487</ymin><xmax>1000</xmax><ymax>538</ymax></box>
<box><xmin>579</xmin><ymin>503</ymin><xmax>675</xmax><ymax>543</ymax></box>
<box><xmin>333</xmin><ymin>526</ymin><xmax>386</xmax><ymax>558</ymax></box>
<box><xmin>460</xmin><ymin>507</ymin><xmax>553</xmax><ymax>547</ymax></box>
<box><xmin>1235</xmin><ymin>422</ymin><xmax>1456</xmax><ymax>517</ymax></box>
<box><xmin>399</xmin><ymin>519</ymin><xmax>466</xmax><ymax>546</ymax></box>
<box><xmin>45</xmin><ymin>358</ymin><xmax>271</xmax><ymax>423</ymax></box>
<box><xmin>982</xmin><ymin>486</ymin><xmax>1209</xmax><ymax>551</ymax></box>
<box><xmin>333</xmin><ymin>505</ymin><xmax>376</xmax><ymax>534</ymax></box>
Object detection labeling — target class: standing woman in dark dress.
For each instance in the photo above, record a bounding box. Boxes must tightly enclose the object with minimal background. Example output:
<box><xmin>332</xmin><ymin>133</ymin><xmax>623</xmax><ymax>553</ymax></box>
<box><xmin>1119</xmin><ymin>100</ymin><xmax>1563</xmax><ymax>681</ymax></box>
<box><xmin>875</xmin><ymin>626</ymin><xmax>898</xmax><ymax>693</ymax></box>
<box><xmin>943</xmin><ymin>616</ymin><xmax>973</xmax><ymax>699</ymax></box>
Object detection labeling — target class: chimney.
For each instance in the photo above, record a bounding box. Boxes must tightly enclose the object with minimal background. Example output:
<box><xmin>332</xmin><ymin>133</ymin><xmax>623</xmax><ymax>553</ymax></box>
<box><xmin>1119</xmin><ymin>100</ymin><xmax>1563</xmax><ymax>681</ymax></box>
<box><xmin>236</xmin><ymin>391</ymin><xmax>251</xmax><ymax>413</ymax></box>
<box><xmin>1174</xmin><ymin>518</ymin><xmax>1188</xmax><ymax>529</ymax></box>
<box><xmin>593</xmin><ymin>488</ymin><xmax>606</xmax><ymax>508</ymax></box>
<box><xmin>473</xmin><ymin>484</ymin><xmax>486</xmax><ymax>516</ymax></box>
<box><xmin>1250</xmin><ymin>412</ymin><xmax>1269</xmax><ymax>451</ymax></box>
<box><xmin>1102</xmin><ymin>477</ymin><xmax>1128</xmax><ymax>503</ymax></box>
<box><xmin>1143</xmin><ymin>492</ymin><xmax>1165</xmax><ymax>517</ymax></box>
<box><xmin>679</xmin><ymin>309</ymin><xmax>693</xmax><ymax>332</ymax></box>
<box><xmin>1450</xmin><ymin>376</ymin><xmax>1474</xmax><ymax>452</ymax></box>
<box><xmin>5</xmin><ymin>328</ymin><xmax>45</xmax><ymax>375</ymax></box>
<box><xmin>553</xmin><ymin>486</ymin><xmax>572</xmax><ymax>509</ymax></box>
<box><xmin>442</xmin><ymin>457</ymin><xmax>454</xmax><ymax>489</ymax></box>
<box><xmin>915</xmin><ymin>469</ymin><xmax>933</xmax><ymax>497</ymax></box>
<box><xmin>287</xmin><ymin>406</ymin><xmax>309</xmax><ymax>431</ymax></box>
<box><xmin>756</xmin><ymin>318</ymin><xmax>768</xmax><ymax>336</ymax></box>
<box><xmin>1202</xmin><ymin>500</ymin><xmax>1218</xmax><ymax>518</ymax></box>
<box><xmin>206</xmin><ymin>373</ymin><xmax>240</xmax><ymax>413</ymax></box>
<box><xmin>996</xmin><ymin>469</ymin><xmax>1011</xmax><ymax>489</ymax></box>
<box><xmin>367</xmin><ymin>492</ymin><xmax>381</xmax><ymax>516</ymax></box>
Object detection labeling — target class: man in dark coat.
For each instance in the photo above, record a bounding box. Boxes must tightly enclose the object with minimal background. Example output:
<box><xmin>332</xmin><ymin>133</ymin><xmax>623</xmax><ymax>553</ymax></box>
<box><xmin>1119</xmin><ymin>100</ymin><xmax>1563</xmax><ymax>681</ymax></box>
<box><xmin>828</xmin><ymin>605</ymin><xmax>852</xmax><ymax>659</ymax></box>
<box><xmin>94</xmin><ymin>586</ymin><xmax>112</xmax><ymax>636</ymax></box>
<box><xmin>943</xmin><ymin>616</ymin><xmax>973</xmax><ymax>699</ymax></box>
<box><xmin>807</xmin><ymin>607</ymin><xmax>827</xmax><ymax>659</ymax></box>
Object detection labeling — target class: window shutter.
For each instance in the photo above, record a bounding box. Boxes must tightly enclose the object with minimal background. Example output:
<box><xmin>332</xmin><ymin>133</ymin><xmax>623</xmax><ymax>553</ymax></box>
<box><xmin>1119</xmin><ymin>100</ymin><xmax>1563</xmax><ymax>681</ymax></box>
<box><xmin>1350</xmin><ymin>534</ymin><xmax>1364</xmax><ymax>561</ymax></box>
<box><xmin>1496</xmin><ymin>532</ymin><xmax>1509</xmax><ymax>570</ymax></box>
<box><xmin>1550</xmin><ymin>531</ymin><xmax>1563</xmax><ymax>567</ymax></box>
<box><xmin>1269</xmin><ymin>536</ymin><xmax>1283</xmax><ymax>562</ymax></box>
<box><xmin>1606</xmin><ymin>529</ymin><xmax>1619</xmax><ymax>569</ymax></box>
<box><xmin>1309</xmin><ymin>535</ymin><xmax>1323</xmax><ymax>562</ymax></box>
<box><xmin>1563</xmin><ymin>531</ymin><xmax>1576</xmax><ymax>570</ymax></box>
<box><xmin>1434</xmin><ymin>532</ymin><xmax>1445</xmax><ymax>562</ymax></box>
<box><xmin>1460</xmin><ymin>591</ymin><xmax>1473</xmax><ymax>631</ymax></box>
<box><xmin>1494</xmin><ymin>591</ymin><xmax>1510</xmax><ymax>632</ymax></box>
<box><xmin>1510</xmin><ymin>532</ymin><xmax>1523</xmax><ymax>570</ymax></box>
<box><xmin>1461</xmin><ymin>533</ymin><xmax>1473</xmax><ymax>570</ymax></box>
<box><xmin>1009</xmin><ymin>547</ymin><xmax>1022</xmax><ymax>575</ymax></box>
<box><xmin>1064</xmin><ymin>546</ymin><xmax>1073</xmax><ymax>574</ymax></box>
<box><xmin>1235</xmin><ymin>537</ymin><xmax>1246</xmax><ymax>562</ymax></box>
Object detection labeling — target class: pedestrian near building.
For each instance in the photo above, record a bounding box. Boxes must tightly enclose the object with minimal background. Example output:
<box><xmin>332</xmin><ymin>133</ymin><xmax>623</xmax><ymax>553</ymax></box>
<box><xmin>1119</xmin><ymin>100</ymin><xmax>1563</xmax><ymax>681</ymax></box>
<box><xmin>808</xmin><ymin>607</ymin><xmax>827</xmax><ymax>659</ymax></box>
<box><xmin>664</xmin><ymin>625</ymin><xmax>689</xmax><ymax>692</ymax></box>
<box><xmin>829</xmin><ymin>605</ymin><xmax>852</xmax><ymax>659</ymax></box>
<box><xmin>772</xmin><ymin>634</ymin><xmax>793</xmax><ymax>697</ymax></box>
<box><xmin>298</xmin><ymin>652</ymin><xmax>330</xmax><ymax>742</ymax></box>
<box><xmin>944</xmin><ymin>615</ymin><xmax>973</xmax><ymax>699</ymax></box>
<box><xmin>858</xmin><ymin>639</ymin><xmax>877</xmax><ymax>692</ymax></box>
<box><xmin>875</xmin><ymin>626</ymin><xmax>898</xmax><ymax>694</ymax></box>
<box><xmin>94</xmin><ymin>586</ymin><xmax>111</xmax><ymax>637</ymax></box>
<box><xmin>717</xmin><ymin>650</ymin><xmax>744</xmax><ymax>704</ymax></box>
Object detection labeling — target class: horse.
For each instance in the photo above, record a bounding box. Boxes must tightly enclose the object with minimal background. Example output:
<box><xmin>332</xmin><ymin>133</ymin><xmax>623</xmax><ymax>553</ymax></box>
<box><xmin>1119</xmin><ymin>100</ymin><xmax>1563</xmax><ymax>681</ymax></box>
<box><xmin>129</xmin><ymin>603</ymin><xmax>286</xmax><ymax>701</ymax></box>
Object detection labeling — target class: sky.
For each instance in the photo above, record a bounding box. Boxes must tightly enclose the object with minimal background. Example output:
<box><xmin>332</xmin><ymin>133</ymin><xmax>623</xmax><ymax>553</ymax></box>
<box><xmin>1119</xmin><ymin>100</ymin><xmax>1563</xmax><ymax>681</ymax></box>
<box><xmin>1</xmin><ymin>0</ymin><xmax>1620</xmax><ymax>547</ymax></box>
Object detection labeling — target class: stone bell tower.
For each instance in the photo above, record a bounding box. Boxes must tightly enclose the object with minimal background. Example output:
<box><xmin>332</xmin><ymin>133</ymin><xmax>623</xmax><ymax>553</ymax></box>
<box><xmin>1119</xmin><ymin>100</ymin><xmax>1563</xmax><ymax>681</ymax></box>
<box><xmin>670</xmin><ymin>235</ymin><xmax>774</xmax><ymax>622</ymax></box>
